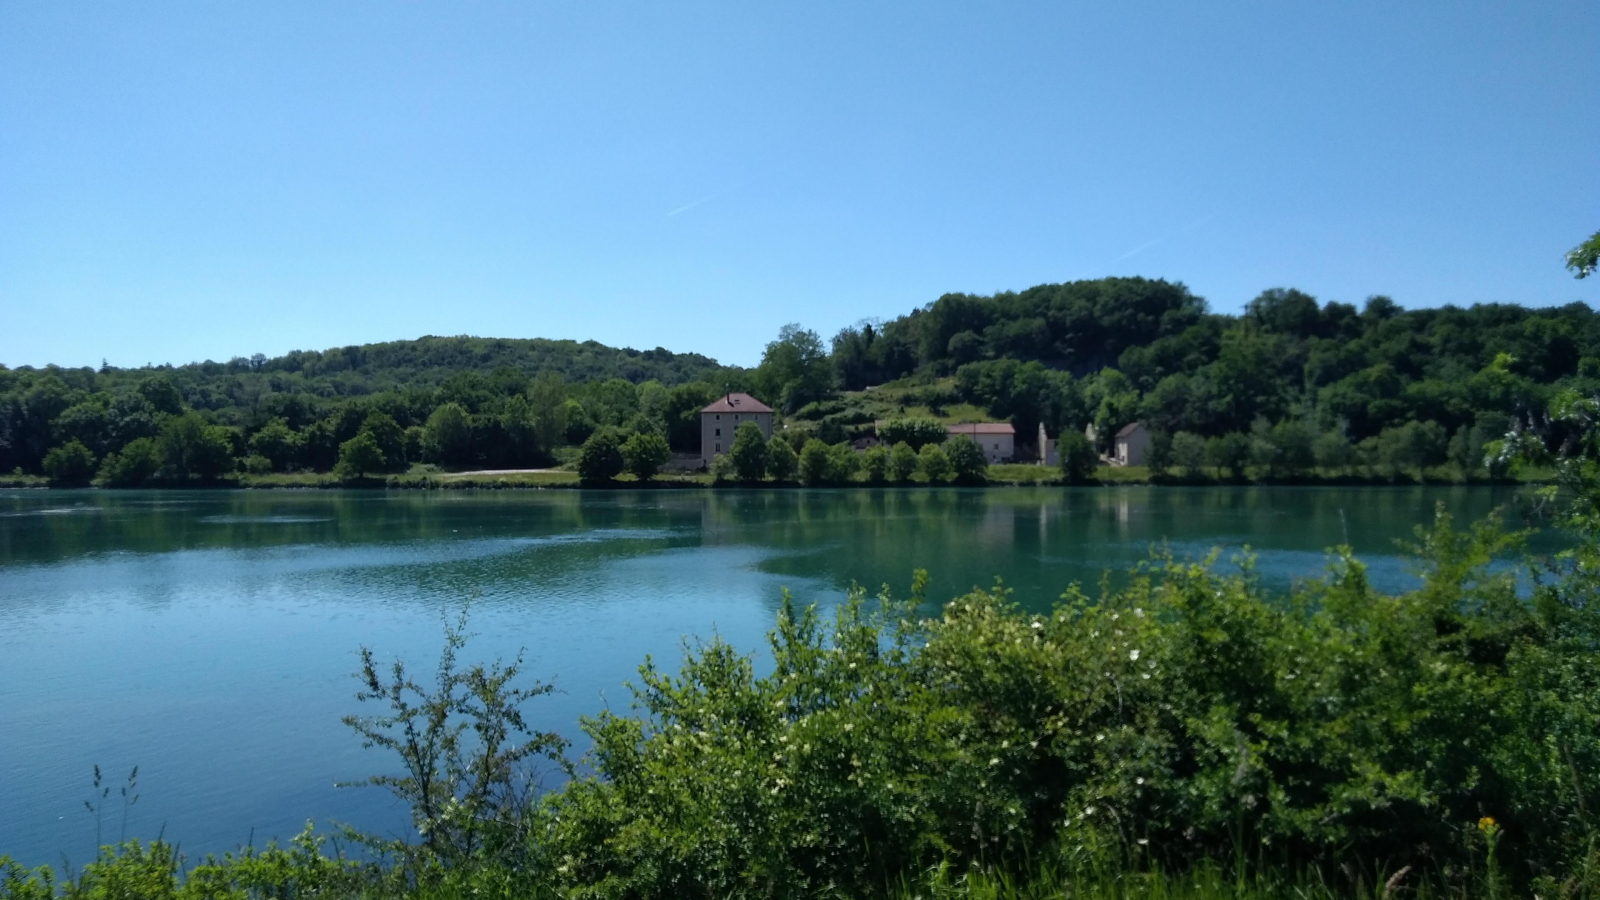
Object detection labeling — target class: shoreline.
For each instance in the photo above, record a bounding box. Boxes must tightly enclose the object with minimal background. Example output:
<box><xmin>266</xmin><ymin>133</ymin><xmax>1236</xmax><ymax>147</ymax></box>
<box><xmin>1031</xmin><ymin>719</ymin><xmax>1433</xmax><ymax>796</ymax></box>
<box><xmin>0</xmin><ymin>467</ymin><xmax>1545</xmax><ymax>492</ymax></box>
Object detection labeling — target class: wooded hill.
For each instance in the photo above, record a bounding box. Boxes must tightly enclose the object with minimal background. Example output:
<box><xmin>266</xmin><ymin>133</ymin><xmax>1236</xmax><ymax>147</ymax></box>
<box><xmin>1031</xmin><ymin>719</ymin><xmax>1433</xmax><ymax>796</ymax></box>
<box><xmin>3</xmin><ymin>276</ymin><xmax>1597</xmax><ymax>483</ymax></box>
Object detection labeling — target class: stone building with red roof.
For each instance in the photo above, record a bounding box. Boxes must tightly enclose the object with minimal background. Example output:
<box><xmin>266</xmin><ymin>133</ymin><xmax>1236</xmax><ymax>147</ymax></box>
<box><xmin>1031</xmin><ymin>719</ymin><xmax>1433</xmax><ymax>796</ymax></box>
<box><xmin>700</xmin><ymin>393</ymin><xmax>774</xmax><ymax>465</ymax></box>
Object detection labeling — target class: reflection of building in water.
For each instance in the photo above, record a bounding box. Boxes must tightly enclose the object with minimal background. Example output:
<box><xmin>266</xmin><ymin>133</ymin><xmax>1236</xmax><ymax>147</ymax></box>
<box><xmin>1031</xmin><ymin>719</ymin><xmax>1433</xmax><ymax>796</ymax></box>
<box><xmin>976</xmin><ymin>500</ymin><xmax>1016</xmax><ymax>549</ymax></box>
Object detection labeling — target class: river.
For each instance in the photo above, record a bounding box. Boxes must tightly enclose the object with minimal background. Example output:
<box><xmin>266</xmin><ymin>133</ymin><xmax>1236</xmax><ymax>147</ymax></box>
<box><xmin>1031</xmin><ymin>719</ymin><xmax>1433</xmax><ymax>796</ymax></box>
<box><xmin>0</xmin><ymin>485</ymin><xmax>1538</xmax><ymax>866</ymax></box>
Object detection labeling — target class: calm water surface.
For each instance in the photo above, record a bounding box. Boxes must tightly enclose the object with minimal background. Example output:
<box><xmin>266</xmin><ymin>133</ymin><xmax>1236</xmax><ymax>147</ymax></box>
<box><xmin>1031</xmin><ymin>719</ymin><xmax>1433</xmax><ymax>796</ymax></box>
<box><xmin>0</xmin><ymin>486</ymin><xmax>1537</xmax><ymax>865</ymax></box>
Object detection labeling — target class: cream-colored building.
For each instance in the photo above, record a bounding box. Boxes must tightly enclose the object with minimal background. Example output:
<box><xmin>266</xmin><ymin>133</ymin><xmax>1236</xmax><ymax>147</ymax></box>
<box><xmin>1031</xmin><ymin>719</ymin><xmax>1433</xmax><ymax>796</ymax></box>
<box><xmin>1113</xmin><ymin>422</ymin><xmax>1151</xmax><ymax>467</ymax></box>
<box><xmin>947</xmin><ymin>422</ymin><xmax>1015</xmax><ymax>464</ymax></box>
<box><xmin>701</xmin><ymin>393</ymin><xmax>774</xmax><ymax>465</ymax></box>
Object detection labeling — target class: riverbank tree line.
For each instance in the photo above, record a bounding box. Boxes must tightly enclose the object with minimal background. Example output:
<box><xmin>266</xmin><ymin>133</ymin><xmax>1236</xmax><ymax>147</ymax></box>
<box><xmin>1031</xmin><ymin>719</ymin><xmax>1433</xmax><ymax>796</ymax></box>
<box><xmin>3</xmin><ymin>279</ymin><xmax>1598</xmax><ymax>486</ymax></box>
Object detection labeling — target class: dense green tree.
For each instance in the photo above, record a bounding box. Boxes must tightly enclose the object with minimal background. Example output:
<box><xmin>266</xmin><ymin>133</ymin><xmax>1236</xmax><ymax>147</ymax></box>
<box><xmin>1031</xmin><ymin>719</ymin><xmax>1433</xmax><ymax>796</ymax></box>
<box><xmin>943</xmin><ymin>436</ymin><xmax>987</xmax><ymax>484</ymax></box>
<box><xmin>576</xmin><ymin>428</ymin><xmax>625</xmax><ymax>483</ymax></box>
<box><xmin>754</xmin><ymin>324</ymin><xmax>833</xmax><ymax>414</ymax></box>
<box><xmin>917</xmin><ymin>443</ymin><xmax>951</xmax><ymax>482</ymax></box>
<box><xmin>138</xmin><ymin>376</ymin><xmax>184</xmax><ymax>416</ymax></box>
<box><xmin>560</xmin><ymin>400</ymin><xmax>596</xmax><ymax>445</ymax></box>
<box><xmin>1269</xmin><ymin>420</ymin><xmax>1317</xmax><ymax>476</ymax></box>
<box><xmin>54</xmin><ymin>400</ymin><xmax>113</xmax><ymax>457</ymax></box>
<box><xmin>1171</xmin><ymin>431</ymin><xmax>1207</xmax><ymax>473</ymax></box>
<box><xmin>423</xmin><ymin>403</ymin><xmax>474</xmax><ymax>467</ymax></box>
<box><xmin>42</xmin><ymin>440</ymin><xmax>96</xmax><ymax>486</ymax></box>
<box><xmin>361</xmin><ymin>411</ymin><xmax>407</xmax><ymax>471</ymax></box>
<box><xmin>498</xmin><ymin>395</ymin><xmax>544</xmax><ymax>468</ymax></box>
<box><xmin>727</xmin><ymin>422</ymin><xmax>769</xmax><ymax>482</ymax></box>
<box><xmin>1057</xmin><ymin>431</ymin><xmax>1097</xmax><ymax>483</ymax></box>
<box><xmin>889</xmin><ymin>441</ymin><xmax>918</xmax><ymax>482</ymax></box>
<box><xmin>158</xmin><ymin>413</ymin><xmax>236</xmax><ymax>480</ymax></box>
<box><xmin>1376</xmin><ymin>420</ymin><xmax>1448</xmax><ymax>479</ymax></box>
<box><xmin>1207</xmin><ymin>432</ymin><xmax>1251</xmax><ymax>478</ymax></box>
<box><xmin>1145</xmin><ymin>430</ymin><xmax>1173</xmax><ymax>476</ymax></box>
<box><xmin>824</xmin><ymin>442</ymin><xmax>859</xmax><ymax>484</ymax></box>
<box><xmin>96</xmin><ymin>437</ymin><xmax>162</xmax><ymax>487</ymax></box>
<box><xmin>766</xmin><ymin>434</ymin><xmax>798</xmax><ymax>482</ymax></box>
<box><xmin>249</xmin><ymin>419</ymin><xmax>301</xmax><ymax>472</ymax></box>
<box><xmin>1313</xmin><ymin>430</ymin><xmax>1355</xmax><ymax>472</ymax></box>
<box><xmin>861</xmin><ymin>445</ymin><xmax>890</xmax><ymax>483</ymax></box>
<box><xmin>335</xmin><ymin>432</ymin><xmax>386</xmax><ymax>480</ymax></box>
<box><xmin>620</xmin><ymin>431</ymin><xmax>671</xmax><ymax>482</ymax></box>
<box><xmin>662</xmin><ymin>382</ymin><xmax>719</xmax><ymax>452</ymax></box>
<box><xmin>798</xmin><ymin>439</ymin><xmax>831</xmax><ymax>486</ymax></box>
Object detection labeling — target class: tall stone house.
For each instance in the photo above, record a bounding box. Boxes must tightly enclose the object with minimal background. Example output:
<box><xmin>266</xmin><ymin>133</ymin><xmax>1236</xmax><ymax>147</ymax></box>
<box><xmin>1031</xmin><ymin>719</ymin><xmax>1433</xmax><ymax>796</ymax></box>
<box><xmin>701</xmin><ymin>393</ymin><xmax>774</xmax><ymax>465</ymax></box>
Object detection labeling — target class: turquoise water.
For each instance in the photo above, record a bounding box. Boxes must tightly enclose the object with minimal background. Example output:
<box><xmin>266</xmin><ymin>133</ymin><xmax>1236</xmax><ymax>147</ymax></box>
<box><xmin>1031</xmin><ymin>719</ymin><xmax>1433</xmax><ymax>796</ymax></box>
<box><xmin>0</xmin><ymin>486</ymin><xmax>1537</xmax><ymax>866</ymax></box>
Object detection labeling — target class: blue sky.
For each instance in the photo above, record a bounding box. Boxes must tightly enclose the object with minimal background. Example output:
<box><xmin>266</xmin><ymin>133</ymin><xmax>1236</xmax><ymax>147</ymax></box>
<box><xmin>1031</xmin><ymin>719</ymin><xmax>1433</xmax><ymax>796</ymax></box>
<box><xmin>2</xmin><ymin>2</ymin><xmax>1596</xmax><ymax>369</ymax></box>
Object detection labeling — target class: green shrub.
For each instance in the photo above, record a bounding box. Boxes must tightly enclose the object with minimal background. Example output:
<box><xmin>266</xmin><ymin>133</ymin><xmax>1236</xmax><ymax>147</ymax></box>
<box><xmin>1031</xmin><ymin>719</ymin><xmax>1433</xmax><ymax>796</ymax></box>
<box><xmin>576</xmin><ymin>427</ymin><xmax>624</xmax><ymax>483</ymax></box>
<box><xmin>334</xmin><ymin>432</ymin><xmax>385</xmax><ymax>480</ymax></box>
<box><xmin>728</xmin><ymin>421</ymin><xmax>769</xmax><ymax>482</ymax></box>
<box><xmin>862</xmin><ymin>444</ymin><xmax>890</xmax><ymax>483</ymax></box>
<box><xmin>1059</xmin><ymin>431</ymin><xmax>1097</xmax><ymax>483</ymax></box>
<box><xmin>96</xmin><ymin>437</ymin><xmax>161</xmax><ymax>487</ymax></box>
<box><xmin>1171</xmin><ymin>431</ymin><xmax>1207</xmax><ymax>472</ymax></box>
<box><xmin>798</xmin><ymin>439</ymin><xmax>830</xmax><ymax>485</ymax></box>
<box><xmin>889</xmin><ymin>441</ymin><xmax>919</xmax><ymax>482</ymax></box>
<box><xmin>620</xmin><ymin>430</ymin><xmax>671</xmax><ymax>481</ymax></box>
<box><xmin>42</xmin><ymin>440</ymin><xmax>96</xmax><ymax>486</ymax></box>
<box><xmin>943</xmin><ymin>435</ymin><xmax>987</xmax><ymax>483</ymax></box>
<box><xmin>917</xmin><ymin>442</ymin><xmax>950</xmax><ymax>482</ymax></box>
<box><xmin>879</xmin><ymin>417</ymin><xmax>948</xmax><ymax>450</ymax></box>
<box><xmin>766</xmin><ymin>433</ymin><xmax>799</xmax><ymax>482</ymax></box>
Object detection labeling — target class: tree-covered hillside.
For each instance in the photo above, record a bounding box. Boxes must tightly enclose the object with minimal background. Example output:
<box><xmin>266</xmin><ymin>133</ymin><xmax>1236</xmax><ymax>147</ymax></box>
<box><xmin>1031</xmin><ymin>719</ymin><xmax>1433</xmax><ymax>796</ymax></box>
<box><xmin>796</xmin><ymin>277</ymin><xmax>1600</xmax><ymax>474</ymax></box>
<box><xmin>0</xmin><ymin>336</ymin><xmax>744</xmax><ymax>481</ymax></box>
<box><xmin>4</xmin><ymin>276</ymin><xmax>1598</xmax><ymax>485</ymax></box>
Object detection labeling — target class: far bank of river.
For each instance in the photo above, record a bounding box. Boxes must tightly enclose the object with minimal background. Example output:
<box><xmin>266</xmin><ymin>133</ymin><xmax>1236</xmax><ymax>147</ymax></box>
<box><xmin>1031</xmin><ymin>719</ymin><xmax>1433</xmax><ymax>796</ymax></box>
<box><xmin>0</xmin><ymin>463</ymin><xmax>1545</xmax><ymax>491</ymax></box>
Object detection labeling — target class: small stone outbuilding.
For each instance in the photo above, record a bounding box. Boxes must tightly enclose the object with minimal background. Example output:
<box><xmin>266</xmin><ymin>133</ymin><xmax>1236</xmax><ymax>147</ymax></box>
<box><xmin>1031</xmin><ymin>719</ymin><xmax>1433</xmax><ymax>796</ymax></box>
<box><xmin>947</xmin><ymin>422</ymin><xmax>1015</xmax><ymax>464</ymax></box>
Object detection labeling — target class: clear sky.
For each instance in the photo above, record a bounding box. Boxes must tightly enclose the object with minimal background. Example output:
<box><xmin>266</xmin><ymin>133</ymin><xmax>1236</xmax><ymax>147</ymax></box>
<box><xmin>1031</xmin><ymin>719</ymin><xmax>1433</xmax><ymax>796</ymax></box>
<box><xmin>2</xmin><ymin>1</ymin><xmax>1596</xmax><ymax>370</ymax></box>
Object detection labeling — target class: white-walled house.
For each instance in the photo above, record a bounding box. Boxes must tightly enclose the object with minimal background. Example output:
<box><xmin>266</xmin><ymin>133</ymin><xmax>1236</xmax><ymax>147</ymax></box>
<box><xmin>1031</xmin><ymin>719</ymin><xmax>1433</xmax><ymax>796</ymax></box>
<box><xmin>1113</xmin><ymin>422</ymin><xmax>1151</xmax><ymax>467</ymax></box>
<box><xmin>701</xmin><ymin>393</ymin><xmax>774</xmax><ymax>465</ymax></box>
<box><xmin>947</xmin><ymin>422</ymin><xmax>1015</xmax><ymax>464</ymax></box>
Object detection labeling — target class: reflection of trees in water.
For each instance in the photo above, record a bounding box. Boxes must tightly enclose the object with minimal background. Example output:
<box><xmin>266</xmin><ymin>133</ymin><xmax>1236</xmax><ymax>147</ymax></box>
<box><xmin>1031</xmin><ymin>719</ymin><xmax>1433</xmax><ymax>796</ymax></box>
<box><xmin>0</xmin><ymin>490</ymin><xmax>713</xmax><ymax>567</ymax></box>
<box><xmin>0</xmin><ymin>487</ymin><xmax>1537</xmax><ymax>609</ymax></box>
<box><xmin>699</xmin><ymin>486</ymin><xmax>1535</xmax><ymax>613</ymax></box>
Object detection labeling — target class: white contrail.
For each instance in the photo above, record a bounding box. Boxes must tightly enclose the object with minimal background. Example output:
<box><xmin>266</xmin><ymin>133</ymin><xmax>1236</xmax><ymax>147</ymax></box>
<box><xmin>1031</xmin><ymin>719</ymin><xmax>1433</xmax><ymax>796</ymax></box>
<box><xmin>1107</xmin><ymin>211</ymin><xmax>1219</xmax><ymax>265</ymax></box>
<box><xmin>667</xmin><ymin>194</ymin><xmax>719</xmax><ymax>217</ymax></box>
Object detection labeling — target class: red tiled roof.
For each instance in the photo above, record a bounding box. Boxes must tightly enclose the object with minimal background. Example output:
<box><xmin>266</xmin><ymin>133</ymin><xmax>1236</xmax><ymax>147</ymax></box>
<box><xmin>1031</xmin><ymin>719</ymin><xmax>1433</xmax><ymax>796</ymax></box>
<box><xmin>701</xmin><ymin>392</ymin><xmax>774</xmax><ymax>414</ymax></box>
<box><xmin>946</xmin><ymin>422</ymin><xmax>1015</xmax><ymax>435</ymax></box>
<box><xmin>1116</xmin><ymin>422</ymin><xmax>1145</xmax><ymax>438</ymax></box>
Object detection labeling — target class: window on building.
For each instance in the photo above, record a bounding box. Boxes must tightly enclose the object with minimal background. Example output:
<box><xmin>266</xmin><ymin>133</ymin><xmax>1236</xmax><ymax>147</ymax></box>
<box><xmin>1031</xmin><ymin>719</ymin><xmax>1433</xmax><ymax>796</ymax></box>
<box><xmin>715</xmin><ymin>443</ymin><xmax>721</xmax><ymax>453</ymax></box>
<box><xmin>715</xmin><ymin>414</ymin><xmax>720</xmax><ymax>420</ymax></box>
<box><xmin>734</xmin><ymin>414</ymin><xmax>740</xmax><ymax>420</ymax></box>
<box><xmin>715</xmin><ymin>428</ymin><xmax>721</xmax><ymax>436</ymax></box>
